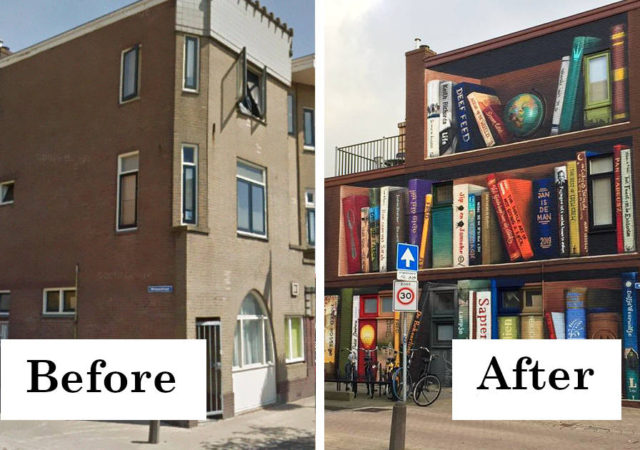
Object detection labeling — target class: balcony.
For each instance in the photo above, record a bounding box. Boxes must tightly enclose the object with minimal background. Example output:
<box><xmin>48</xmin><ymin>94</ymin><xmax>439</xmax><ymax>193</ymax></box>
<box><xmin>334</xmin><ymin>135</ymin><xmax>404</xmax><ymax>177</ymax></box>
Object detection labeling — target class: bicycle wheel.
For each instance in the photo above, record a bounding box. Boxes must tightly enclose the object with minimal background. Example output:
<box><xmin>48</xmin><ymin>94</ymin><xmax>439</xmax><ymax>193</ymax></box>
<box><xmin>413</xmin><ymin>374</ymin><xmax>441</xmax><ymax>407</ymax></box>
<box><xmin>385</xmin><ymin>371</ymin><xmax>395</xmax><ymax>400</ymax></box>
<box><xmin>392</xmin><ymin>368</ymin><xmax>412</xmax><ymax>401</ymax></box>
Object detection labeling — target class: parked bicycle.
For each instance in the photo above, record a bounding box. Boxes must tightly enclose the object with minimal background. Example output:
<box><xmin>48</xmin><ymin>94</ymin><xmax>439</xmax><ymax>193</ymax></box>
<box><xmin>382</xmin><ymin>347</ymin><xmax>398</xmax><ymax>400</ymax></box>
<box><xmin>341</xmin><ymin>347</ymin><xmax>357</xmax><ymax>395</ymax></box>
<box><xmin>391</xmin><ymin>346</ymin><xmax>441</xmax><ymax>406</ymax></box>
<box><xmin>360</xmin><ymin>346</ymin><xmax>378</xmax><ymax>398</ymax></box>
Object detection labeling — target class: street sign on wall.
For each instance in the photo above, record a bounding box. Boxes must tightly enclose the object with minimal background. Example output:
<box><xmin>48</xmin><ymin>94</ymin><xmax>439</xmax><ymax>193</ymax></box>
<box><xmin>393</xmin><ymin>280</ymin><xmax>418</xmax><ymax>312</ymax></box>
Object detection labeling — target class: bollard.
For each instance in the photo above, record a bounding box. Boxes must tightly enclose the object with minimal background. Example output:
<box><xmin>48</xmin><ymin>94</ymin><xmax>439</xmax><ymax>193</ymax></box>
<box><xmin>148</xmin><ymin>420</ymin><xmax>160</xmax><ymax>444</ymax></box>
<box><xmin>388</xmin><ymin>401</ymin><xmax>406</xmax><ymax>450</ymax></box>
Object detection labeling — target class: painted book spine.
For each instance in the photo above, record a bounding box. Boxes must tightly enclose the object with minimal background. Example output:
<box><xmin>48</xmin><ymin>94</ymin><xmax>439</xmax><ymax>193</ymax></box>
<box><xmin>567</xmin><ymin>161</ymin><xmax>580</xmax><ymax>257</ymax></box>
<box><xmin>498</xmin><ymin>180</ymin><xmax>534</xmax><ymax>260</ymax></box>
<box><xmin>521</xmin><ymin>315</ymin><xmax>544</xmax><ymax>339</ymax></box>
<box><xmin>468</xmin><ymin>291</ymin><xmax>476</xmax><ymax>339</ymax></box>
<box><xmin>453</xmin><ymin>184</ymin><xmax>469</xmax><ymax>267</ymax></box>
<box><xmin>467</xmin><ymin>92</ymin><xmax>495</xmax><ymax>147</ymax></box>
<box><xmin>439</xmin><ymin>81</ymin><xmax>455</xmax><ymax>155</ymax></box>
<box><xmin>551</xmin><ymin>312</ymin><xmax>566</xmax><ymax>339</ymax></box>
<box><xmin>487</xmin><ymin>174</ymin><xmax>521</xmax><ymax>261</ymax></box>
<box><xmin>342</xmin><ymin>196</ymin><xmax>365</xmax><ymax>274</ymax></box>
<box><xmin>475</xmin><ymin>291</ymin><xmax>491</xmax><ymax>339</ymax></box>
<box><xmin>351</xmin><ymin>296</ymin><xmax>360</xmax><ymax>373</ymax></box>
<box><xmin>483</xmin><ymin>103</ymin><xmax>511</xmax><ymax>145</ymax></box>
<box><xmin>565</xmin><ymin>288</ymin><xmax>587</xmax><ymax>339</ymax></box>
<box><xmin>379</xmin><ymin>187</ymin><xmax>389</xmax><ymax>272</ymax></box>
<box><xmin>427</xmin><ymin>80</ymin><xmax>441</xmax><ymax>158</ymax></box>
<box><xmin>576</xmin><ymin>152</ymin><xmax>590</xmax><ymax>256</ymax></box>
<box><xmin>419</xmin><ymin>194</ymin><xmax>433</xmax><ymax>269</ymax></box>
<box><xmin>389</xmin><ymin>189</ymin><xmax>408</xmax><ymax>271</ymax></box>
<box><xmin>361</xmin><ymin>207</ymin><xmax>370</xmax><ymax>273</ymax></box>
<box><xmin>456</xmin><ymin>281</ymin><xmax>470</xmax><ymax>339</ymax></box>
<box><xmin>407</xmin><ymin>179</ymin><xmax>431</xmax><ymax>246</ymax></box>
<box><xmin>369</xmin><ymin>206</ymin><xmax>380</xmax><ymax>272</ymax></box>
<box><xmin>533</xmin><ymin>178</ymin><xmax>558</xmax><ymax>259</ymax></box>
<box><xmin>621</xmin><ymin>147</ymin><xmax>636</xmax><ymax>252</ymax></box>
<box><xmin>432</xmin><ymin>206</ymin><xmax>453</xmax><ymax>268</ymax></box>
<box><xmin>454</xmin><ymin>83</ymin><xmax>496</xmax><ymax>152</ymax></box>
<box><xmin>611</xmin><ymin>24</ymin><xmax>629</xmax><ymax>123</ymax></box>
<box><xmin>622</xmin><ymin>272</ymin><xmax>639</xmax><ymax>399</ymax></box>
<box><xmin>544</xmin><ymin>312</ymin><xmax>557</xmax><ymax>339</ymax></box>
<box><xmin>551</xmin><ymin>56</ymin><xmax>570</xmax><ymax>135</ymax></box>
<box><xmin>614</xmin><ymin>146</ymin><xmax>624</xmax><ymax>253</ymax></box>
<box><xmin>468</xmin><ymin>193</ymin><xmax>477</xmax><ymax>265</ymax></box>
<box><xmin>498</xmin><ymin>316</ymin><xmax>519</xmax><ymax>339</ymax></box>
<box><xmin>555</xmin><ymin>166</ymin><xmax>569</xmax><ymax>257</ymax></box>
<box><xmin>475</xmin><ymin>194</ymin><xmax>483</xmax><ymax>265</ymax></box>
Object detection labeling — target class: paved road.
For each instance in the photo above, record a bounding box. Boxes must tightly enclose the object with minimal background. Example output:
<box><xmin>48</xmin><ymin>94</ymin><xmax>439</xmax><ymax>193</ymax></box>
<box><xmin>0</xmin><ymin>396</ymin><xmax>315</xmax><ymax>449</ymax></box>
<box><xmin>325</xmin><ymin>386</ymin><xmax>640</xmax><ymax>450</ymax></box>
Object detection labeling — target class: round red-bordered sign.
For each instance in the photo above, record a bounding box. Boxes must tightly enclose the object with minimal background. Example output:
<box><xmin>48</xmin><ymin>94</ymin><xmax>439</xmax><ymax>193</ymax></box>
<box><xmin>396</xmin><ymin>287</ymin><xmax>415</xmax><ymax>305</ymax></box>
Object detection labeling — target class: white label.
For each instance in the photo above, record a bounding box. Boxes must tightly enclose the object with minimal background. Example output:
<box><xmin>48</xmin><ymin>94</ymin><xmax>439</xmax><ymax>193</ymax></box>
<box><xmin>1</xmin><ymin>340</ymin><xmax>206</xmax><ymax>420</ymax></box>
<box><xmin>396</xmin><ymin>270</ymin><xmax>417</xmax><ymax>281</ymax></box>
<box><xmin>452</xmin><ymin>340</ymin><xmax>621</xmax><ymax>420</ymax></box>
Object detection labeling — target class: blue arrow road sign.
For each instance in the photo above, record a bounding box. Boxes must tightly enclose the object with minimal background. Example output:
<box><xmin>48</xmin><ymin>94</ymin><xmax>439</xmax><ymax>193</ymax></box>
<box><xmin>396</xmin><ymin>243</ymin><xmax>418</xmax><ymax>272</ymax></box>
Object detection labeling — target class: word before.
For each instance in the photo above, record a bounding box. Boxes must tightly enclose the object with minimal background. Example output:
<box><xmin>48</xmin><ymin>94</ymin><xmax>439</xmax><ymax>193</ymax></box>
<box><xmin>27</xmin><ymin>359</ymin><xmax>176</xmax><ymax>393</ymax></box>
<box><xmin>477</xmin><ymin>356</ymin><xmax>594</xmax><ymax>390</ymax></box>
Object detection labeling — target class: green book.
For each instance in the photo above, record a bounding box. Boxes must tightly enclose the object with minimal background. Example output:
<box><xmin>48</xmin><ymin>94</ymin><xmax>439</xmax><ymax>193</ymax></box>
<box><xmin>431</xmin><ymin>205</ymin><xmax>453</xmax><ymax>268</ymax></box>
<box><xmin>498</xmin><ymin>316</ymin><xmax>520</xmax><ymax>339</ymax></box>
<box><xmin>559</xmin><ymin>36</ymin><xmax>602</xmax><ymax>133</ymax></box>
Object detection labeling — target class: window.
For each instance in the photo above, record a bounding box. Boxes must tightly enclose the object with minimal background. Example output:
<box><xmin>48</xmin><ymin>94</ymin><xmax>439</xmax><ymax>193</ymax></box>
<box><xmin>285</xmin><ymin>316</ymin><xmax>304</xmax><ymax>363</ymax></box>
<box><xmin>235</xmin><ymin>47</ymin><xmax>267</xmax><ymax>120</ymax></box>
<box><xmin>117</xmin><ymin>152</ymin><xmax>139</xmax><ymax>230</ymax></box>
<box><xmin>0</xmin><ymin>181</ymin><xmax>14</xmax><ymax>205</ymax></box>
<box><xmin>237</xmin><ymin>161</ymin><xmax>266</xmax><ymax>237</ymax></box>
<box><xmin>303</xmin><ymin>108</ymin><xmax>315</xmax><ymax>149</ymax></box>
<box><xmin>233</xmin><ymin>294</ymin><xmax>274</xmax><ymax>369</ymax></box>
<box><xmin>0</xmin><ymin>291</ymin><xmax>9</xmax><ymax>315</ymax></box>
<box><xmin>588</xmin><ymin>154</ymin><xmax>615</xmax><ymax>230</ymax></box>
<box><xmin>305</xmin><ymin>189</ymin><xmax>315</xmax><ymax>246</ymax></box>
<box><xmin>120</xmin><ymin>44</ymin><xmax>140</xmax><ymax>102</ymax></box>
<box><xmin>43</xmin><ymin>288</ymin><xmax>76</xmax><ymax>315</ymax></box>
<box><xmin>360</xmin><ymin>295</ymin><xmax>378</xmax><ymax>318</ymax></box>
<box><xmin>287</xmin><ymin>92</ymin><xmax>295</xmax><ymax>135</ymax></box>
<box><xmin>182</xmin><ymin>145</ymin><xmax>197</xmax><ymax>224</ymax></box>
<box><xmin>183</xmin><ymin>36</ymin><xmax>199</xmax><ymax>91</ymax></box>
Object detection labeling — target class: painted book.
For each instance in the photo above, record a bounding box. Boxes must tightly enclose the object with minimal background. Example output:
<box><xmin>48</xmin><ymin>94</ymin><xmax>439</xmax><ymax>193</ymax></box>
<box><xmin>474</xmin><ymin>194</ymin><xmax>483</xmax><ymax>265</ymax></box>
<box><xmin>380</xmin><ymin>187</ymin><xmax>402</xmax><ymax>272</ymax></box>
<box><xmin>498</xmin><ymin>316</ymin><xmax>519</xmax><ymax>339</ymax></box>
<box><xmin>439</xmin><ymin>81</ymin><xmax>456</xmax><ymax>155</ymax></box>
<box><xmin>498</xmin><ymin>179</ymin><xmax>534</xmax><ymax>260</ymax></box>
<box><xmin>456</xmin><ymin>280</ymin><xmax>491</xmax><ymax>340</ymax></box>
<box><xmin>521</xmin><ymin>315</ymin><xmax>544</xmax><ymax>339</ymax></box>
<box><xmin>351</xmin><ymin>296</ymin><xmax>360</xmax><ymax>374</ymax></box>
<box><xmin>555</xmin><ymin>166</ymin><xmax>569</xmax><ymax>257</ymax></box>
<box><xmin>565</xmin><ymin>287</ymin><xmax>587</xmax><ymax>339</ymax></box>
<box><xmin>622</xmin><ymin>272</ymin><xmax>639</xmax><ymax>399</ymax></box>
<box><xmin>453</xmin><ymin>82</ymin><xmax>497</xmax><ymax>152</ymax></box>
<box><xmin>567</xmin><ymin>161</ymin><xmax>580</xmax><ymax>257</ymax></box>
<box><xmin>621</xmin><ymin>146</ymin><xmax>636</xmax><ymax>252</ymax></box>
<box><xmin>614</xmin><ymin>147</ymin><xmax>624</xmax><ymax>253</ymax></box>
<box><xmin>583</xmin><ymin>50</ymin><xmax>612</xmax><ymax>128</ymax></box>
<box><xmin>611</xmin><ymin>24</ymin><xmax>628</xmax><ymax>123</ymax></box>
<box><xmin>388</xmin><ymin>188</ymin><xmax>408</xmax><ymax>271</ymax></box>
<box><xmin>419</xmin><ymin>194</ymin><xmax>433</xmax><ymax>269</ymax></box>
<box><xmin>453</xmin><ymin>184</ymin><xmax>485</xmax><ymax>267</ymax></box>
<box><xmin>481</xmin><ymin>190</ymin><xmax>506</xmax><ymax>264</ymax></box>
<box><xmin>551</xmin><ymin>56</ymin><xmax>570</xmax><ymax>135</ymax></box>
<box><xmin>408</xmin><ymin>179</ymin><xmax>433</xmax><ymax>246</ymax></box>
<box><xmin>559</xmin><ymin>36</ymin><xmax>602</xmax><ymax>133</ymax></box>
<box><xmin>551</xmin><ymin>312</ymin><xmax>566</xmax><ymax>339</ymax></box>
<box><xmin>576</xmin><ymin>151</ymin><xmax>590</xmax><ymax>256</ymax></box>
<box><xmin>587</xmin><ymin>153</ymin><xmax>617</xmax><ymax>256</ymax></box>
<box><xmin>361</xmin><ymin>207</ymin><xmax>370</xmax><ymax>272</ymax></box>
<box><xmin>532</xmin><ymin>178</ymin><xmax>558</xmax><ymax>259</ymax></box>
<box><xmin>467</xmin><ymin>92</ymin><xmax>498</xmax><ymax>147</ymax></box>
<box><xmin>474</xmin><ymin>291</ymin><xmax>492</xmax><ymax>339</ymax></box>
<box><xmin>432</xmin><ymin>206</ymin><xmax>453</xmax><ymax>268</ymax></box>
<box><xmin>342</xmin><ymin>195</ymin><xmax>369</xmax><ymax>274</ymax></box>
<box><xmin>544</xmin><ymin>312</ymin><xmax>557</xmax><ymax>339</ymax></box>
<box><xmin>587</xmin><ymin>312</ymin><xmax>620</xmax><ymax>339</ymax></box>
<box><xmin>483</xmin><ymin>103</ymin><xmax>511</xmax><ymax>145</ymax></box>
<box><xmin>427</xmin><ymin>80</ymin><xmax>442</xmax><ymax>158</ymax></box>
<box><xmin>487</xmin><ymin>174</ymin><xmax>521</xmax><ymax>261</ymax></box>
<box><xmin>468</xmin><ymin>193</ymin><xmax>477</xmax><ymax>265</ymax></box>
<box><xmin>369</xmin><ymin>188</ymin><xmax>381</xmax><ymax>271</ymax></box>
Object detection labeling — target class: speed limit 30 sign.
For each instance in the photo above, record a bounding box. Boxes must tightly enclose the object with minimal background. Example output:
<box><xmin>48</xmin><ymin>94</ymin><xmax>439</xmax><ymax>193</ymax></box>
<box><xmin>393</xmin><ymin>280</ymin><xmax>418</xmax><ymax>312</ymax></box>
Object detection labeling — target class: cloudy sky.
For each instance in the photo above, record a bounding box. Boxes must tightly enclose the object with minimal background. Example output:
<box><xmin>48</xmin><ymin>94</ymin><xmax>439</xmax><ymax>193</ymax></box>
<box><xmin>324</xmin><ymin>0</ymin><xmax>618</xmax><ymax>177</ymax></box>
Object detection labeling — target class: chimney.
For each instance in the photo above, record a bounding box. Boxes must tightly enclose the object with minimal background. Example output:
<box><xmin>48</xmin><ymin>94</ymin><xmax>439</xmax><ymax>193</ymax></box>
<box><xmin>0</xmin><ymin>40</ymin><xmax>12</xmax><ymax>59</ymax></box>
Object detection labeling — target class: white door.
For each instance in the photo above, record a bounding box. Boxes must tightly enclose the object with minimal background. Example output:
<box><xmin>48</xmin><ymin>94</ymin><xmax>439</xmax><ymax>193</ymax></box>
<box><xmin>232</xmin><ymin>294</ymin><xmax>276</xmax><ymax>413</ymax></box>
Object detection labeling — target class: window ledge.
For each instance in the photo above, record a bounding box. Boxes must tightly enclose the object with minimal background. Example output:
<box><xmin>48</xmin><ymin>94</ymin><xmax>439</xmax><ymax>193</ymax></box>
<box><xmin>119</xmin><ymin>96</ymin><xmax>140</xmax><ymax>106</ymax></box>
<box><xmin>116</xmin><ymin>227</ymin><xmax>138</xmax><ymax>235</ymax></box>
<box><xmin>0</xmin><ymin>202</ymin><xmax>14</xmax><ymax>207</ymax></box>
<box><xmin>232</xmin><ymin>362</ymin><xmax>275</xmax><ymax>373</ymax></box>
<box><xmin>237</xmin><ymin>231</ymin><xmax>268</xmax><ymax>242</ymax></box>
<box><xmin>237</xmin><ymin>106</ymin><xmax>267</xmax><ymax>125</ymax></box>
<box><xmin>42</xmin><ymin>313</ymin><xmax>75</xmax><ymax>318</ymax></box>
<box><xmin>303</xmin><ymin>145</ymin><xmax>315</xmax><ymax>152</ymax></box>
<box><xmin>173</xmin><ymin>224</ymin><xmax>210</xmax><ymax>235</ymax></box>
<box><xmin>285</xmin><ymin>359</ymin><xmax>305</xmax><ymax>365</ymax></box>
<box><xmin>182</xmin><ymin>87</ymin><xmax>199</xmax><ymax>94</ymax></box>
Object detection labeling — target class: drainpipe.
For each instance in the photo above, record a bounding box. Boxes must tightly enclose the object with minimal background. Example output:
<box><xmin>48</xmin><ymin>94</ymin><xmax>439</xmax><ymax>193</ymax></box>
<box><xmin>73</xmin><ymin>264</ymin><xmax>79</xmax><ymax>338</ymax></box>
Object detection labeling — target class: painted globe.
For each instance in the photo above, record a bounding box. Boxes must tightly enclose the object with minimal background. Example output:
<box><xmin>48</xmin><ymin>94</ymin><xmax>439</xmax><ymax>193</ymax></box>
<box><xmin>503</xmin><ymin>93</ymin><xmax>545</xmax><ymax>138</ymax></box>
<box><xmin>360</xmin><ymin>324</ymin><xmax>376</xmax><ymax>349</ymax></box>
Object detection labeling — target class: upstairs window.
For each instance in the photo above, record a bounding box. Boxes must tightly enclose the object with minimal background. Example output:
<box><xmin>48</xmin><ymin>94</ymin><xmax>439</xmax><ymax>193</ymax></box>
<box><xmin>117</xmin><ymin>152</ymin><xmax>139</xmax><ymax>230</ymax></box>
<box><xmin>0</xmin><ymin>291</ymin><xmax>9</xmax><ymax>315</ymax></box>
<box><xmin>303</xmin><ymin>108</ymin><xmax>315</xmax><ymax>149</ymax></box>
<box><xmin>305</xmin><ymin>189</ymin><xmax>315</xmax><ymax>246</ymax></box>
<box><xmin>182</xmin><ymin>145</ymin><xmax>198</xmax><ymax>224</ymax></box>
<box><xmin>287</xmin><ymin>92</ymin><xmax>295</xmax><ymax>135</ymax></box>
<box><xmin>120</xmin><ymin>44</ymin><xmax>140</xmax><ymax>103</ymax></box>
<box><xmin>0</xmin><ymin>181</ymin><xmax>14</xmax><ymax>205</ymax></box>
<box><xmin>43</xmin><ymin>288</ymin><xmax>76</xmax><ymax>315</ymax></box>
<box><xmin>183</xmin><ymin>36</ymin><xmax>199</xmax><ymax>91</ymax></box>
<box><xmin>235</xmin><ymin>47</ymin><xmax>267</xmax><ymax>120</ymax></box>
<box><xmin>237</xmin><ymin>161</ymin><xmax>267</xmax><ymax>237</ymax></box>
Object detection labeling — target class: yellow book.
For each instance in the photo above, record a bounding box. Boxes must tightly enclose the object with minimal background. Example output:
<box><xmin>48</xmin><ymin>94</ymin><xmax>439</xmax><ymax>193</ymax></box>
<box><xmin>567</xmin><ymin>161</ymin><xmax>580</xmax><ymax>257</ymax></box>
<box><xmin>418</xmin><ymin>194</ymin><xmax>433</xmax><ymax>268</ymax></box>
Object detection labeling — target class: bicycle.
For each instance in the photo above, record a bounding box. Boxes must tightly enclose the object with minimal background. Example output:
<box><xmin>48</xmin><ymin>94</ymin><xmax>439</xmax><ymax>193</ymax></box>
<box><xmin>382</xmin><ymin>347</ymin><xmax>398</xmax><ymax>400</ymax></box>
<box><xmin>360</xmin><ymin>346</ymin><xmax>378</xmax><ymax>398</ymax></box>
<box><xmin>341</xmin><ymin>347</ymin><xmax>357</xmax><ymax>396</ymax></box>
<box><xmin>391</xmin><ymin>346</ymin><xmax>441</xmax><ymax>406</ymax></box>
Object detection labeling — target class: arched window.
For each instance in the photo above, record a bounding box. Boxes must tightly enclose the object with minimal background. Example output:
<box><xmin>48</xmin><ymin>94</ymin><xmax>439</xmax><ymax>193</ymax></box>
<box><xmin>233</xmin><ymin>294</ymin><xmax>274</xmax><ymax>368</ymax></box>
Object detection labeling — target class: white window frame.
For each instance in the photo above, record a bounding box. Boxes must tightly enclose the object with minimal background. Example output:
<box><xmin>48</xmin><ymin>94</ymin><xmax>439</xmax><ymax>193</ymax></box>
<box><xmin>236</xmin><ymin>160</ymin><xmax>268</xmax><ymax>239</ymax></box>
<box><xmin>0</xmin><ymin>180</ymin><xmax>15</xmax><ymax>205</ymax></box>
<box><xmin>181</xmin><ymin>144</ymin><xmax>198</xmax><ymax>225</ymax></box>
<box><xmin>182</xmin><ymin>35</ymin><xmax>199</xmax><ymax>93</ymax></box>
<box><xmin>116</xmin><ymin>151</ymin><xmax>139</xmax><ymax>231</ymax></box>
<box><xmin>305</xmin><ymin>189</ymin><xmax>315</xmax><ymax>247</ymax></box>
<box><xmin>233</xmin><ymin>316</ymin><xmax>274</xmax><ymax>371</ymax></box>
<box><xmin>285</xmin><ymin>316</ymin><xmax>305</xmax><ymax>364</ymax></box>
<box><xmin>42</xmin><ymin>287</ymin><xmax>76</xmax><ymax>316</ymax></box>
<box><xmin>303</xmin><ymin>108</ymin><xmax>315</xmax><ymax>150</ymax></box>
<box><xmin>235</xmin><ymin>47</ymin><xmax>268</xmax><ymax>121</ymax></box>
<box><xmin>0</xmin><ymin>291</ymin><xmax>9</xmax><ymax>317</ymax></box>
<box><xmin>119</xmin><ymin>44</ymin><xmax>141</xmax><ymax>104</ymax></box>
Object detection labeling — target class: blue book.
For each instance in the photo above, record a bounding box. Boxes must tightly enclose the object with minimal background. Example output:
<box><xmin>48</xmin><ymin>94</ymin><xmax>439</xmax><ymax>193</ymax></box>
<box><xmin>532</xmin><ymin>178</ymin><xmax>558</xmax><ymax>259</ymax></box>
<box><xmin>468</xmin><ymin>193</ymin><xmax>477</xmax><ymax>265</ymax></box>
<box><xmin>407</xmin><ymin>179</ymin><xmax>433</xmax><ymax>246</ymax></box>
<box><xmin>565</xmin><ymin>288</ymin><xmax>587</xmax><ymax>339</ymax></box>
<box><xmin>622</xmin><ymin>272</ymin><xmax>639</xmax><ymax>400</ymax></box>
<box><xmin>474</xmin><ymin>194</ymin><xmax>482</xmax><ymax>265</ymax></box>
<box><xmin>432</xmin><ymin>206</ymin><xmax>453</xmax><ymax>268</ymax></box>
<box><xmin>453</xmin><ymin>82</ymin><xmax>497</xmax><ymax>152</ymax></box>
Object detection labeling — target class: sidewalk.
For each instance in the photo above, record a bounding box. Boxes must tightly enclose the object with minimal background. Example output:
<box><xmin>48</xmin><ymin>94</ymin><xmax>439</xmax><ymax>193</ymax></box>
<box><xmin>0</xmin><ymin>396</ymin><xmax>315</xmax><ymax>449</ymax></box>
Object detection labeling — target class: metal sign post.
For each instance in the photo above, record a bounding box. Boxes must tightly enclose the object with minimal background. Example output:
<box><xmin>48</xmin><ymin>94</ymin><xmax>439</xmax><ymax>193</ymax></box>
<box><xmin>402</xmin><ymin>312</ymin><xmax>407</xmax><ymax>403</ymax></box>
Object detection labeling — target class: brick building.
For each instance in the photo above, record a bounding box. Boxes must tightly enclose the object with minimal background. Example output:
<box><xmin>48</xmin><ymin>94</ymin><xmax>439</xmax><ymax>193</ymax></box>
<box><xmin>0</xmin><ymin>0</ymin><xmax>315</xmax><ymax>419</ymax></box>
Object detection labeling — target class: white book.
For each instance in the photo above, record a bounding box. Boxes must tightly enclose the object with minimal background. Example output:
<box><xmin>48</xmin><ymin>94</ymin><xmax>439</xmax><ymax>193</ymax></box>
<box><xmin>379</xmin><ymin>187</ymin><xmax>390</xmax><ymax>272</ymax></box>
<box><xmin>551</xmin><ymin>312</ymin><xmax>565</xmax><ymax>339</ymax></box>
<box><xmin>426</xmin><ymin>80</ymin><xmax>442</xmax><ymax>158</ymax></box>
<box><xmin>551</xmin><ymin>56</ymin><xmax>570</xmax><ymax>135</ymax></box>
<box><xmin>452</xmin><ymin>183</ymin><xmax>485</xmax><ymax>267</ymax></box>
<box><xmin>621</xmin><ymin>148</ymin><xmax>636</xmax><ymax>252</ymax></box>
<box><xmin>351</xmin><ymin>296</ymin><xmax>360</xmax><ymax>370</ymax></box>
<box><xmin>468</xmin><ymin>291</ymin><xmax>475</xmax><ymax>339</ymax></box>
<box><xmin>475</xmin><ymin>291</ymin><xmax>492</xmax><ymax>339</ymax></box>
<box><xmin>439</xmin><ymin>81</ymin><xmax>455</xmax><ymax>155</ymax></box>
<box><xmin>467</xmin><ymin>92</ymin><xmax>496</xmax><ymax>147</ymax></box>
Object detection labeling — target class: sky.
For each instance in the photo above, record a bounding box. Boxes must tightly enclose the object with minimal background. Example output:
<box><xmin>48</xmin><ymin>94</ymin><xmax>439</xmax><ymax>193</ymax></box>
<box><xmin>0</xmin><ymin>0</ymin><xmax>314</xmax><ymax>58</ymax></box>
<box><xmin>324</xmin><ymin>0</ymin><xmax>619</xmax><ymax>177</ymax></box>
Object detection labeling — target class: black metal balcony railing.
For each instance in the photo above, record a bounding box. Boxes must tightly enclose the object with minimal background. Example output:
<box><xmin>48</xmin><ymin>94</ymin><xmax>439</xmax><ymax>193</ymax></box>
<box><xmin>335</xmin><ymin>135</ymin><xmax>404</xmax><ymax>177</ymax></box>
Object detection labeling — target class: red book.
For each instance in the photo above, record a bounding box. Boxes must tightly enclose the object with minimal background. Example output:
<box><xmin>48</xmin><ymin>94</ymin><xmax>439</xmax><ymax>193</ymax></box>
<box><xmin>544</xmin><ymin>312</ymin><xmax>557</xmax><ymax>339</ymax></box>
<box><xmin>342</xmin><ymin>195</ymin><xmax>369</xmax><ymax>273</ymax></box>
<box><xmin>482</xmin><ymin>103</ymin><xmax>512</xmax><ymax>145</ymax></box>
<box><xmin>611</xmin><ymin>24</ymin><xmax>628</xmax><ymax>123</ymax></box>
<box><xmin>498</xmin><ymin>178</ymin><xmax>534</xmax><ymax>260</ymax></box>
<box><xmin>486</xmin><ymin>174</ymin><xmax>521</xmax><ymax>261</ymax></box>
<box><xmin>576</xmin><ymin>151</ymin><xmax>589</xmax><ymax>256</ymax></box>
<box><xmin>614</xmin><ymin>145</ymin><xmax>624</xmax><ymax>253</ymax></box>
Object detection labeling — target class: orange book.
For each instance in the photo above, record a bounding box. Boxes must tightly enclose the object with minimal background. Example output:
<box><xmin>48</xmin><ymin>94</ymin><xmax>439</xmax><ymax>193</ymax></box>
<box><xmin>486</xmin><ymin>174</ymin><xmax>521</xmax><ymax>261</ymax></box>
<box><xmin>498</xmin><ymin>179</ymin><xmax>534</xmax><ymax>260</ymax></box>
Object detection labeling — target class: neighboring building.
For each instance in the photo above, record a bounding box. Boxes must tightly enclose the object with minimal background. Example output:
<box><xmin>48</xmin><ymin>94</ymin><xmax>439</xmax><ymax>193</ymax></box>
<box><xmin>0</xmin><ymin>0</ymin><xmax>314</xmax><ymax>419</ymax></box>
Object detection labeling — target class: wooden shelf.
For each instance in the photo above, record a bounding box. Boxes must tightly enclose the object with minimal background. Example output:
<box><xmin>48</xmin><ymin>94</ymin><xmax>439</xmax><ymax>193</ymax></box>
<box><xmin>326</xmin><ymin>253</ymin><xmax>640</xmax><ymax>289</ymax></box>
